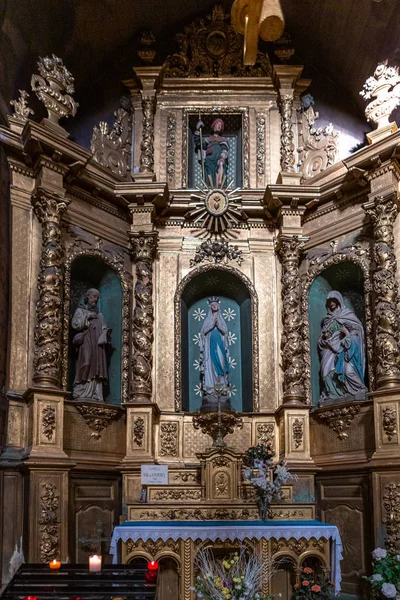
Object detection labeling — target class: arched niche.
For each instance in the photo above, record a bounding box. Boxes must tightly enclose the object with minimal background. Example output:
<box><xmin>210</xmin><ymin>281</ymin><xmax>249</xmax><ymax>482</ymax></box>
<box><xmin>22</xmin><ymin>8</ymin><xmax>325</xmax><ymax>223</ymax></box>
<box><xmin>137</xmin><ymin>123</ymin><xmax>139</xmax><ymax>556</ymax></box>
<box><xmin>67</xmin><ymin>255</ymin><xmax>123</xmax><ymax>405</ymax></box>
<box><xmin>175</xmin><ymin>265</ymin><xmax>258</xmax><ymax>413</ymax></box>
<box><xmin>156</xmin><ymin>557</ymin><xmax>180</xmax><ymax>600</ymax></box>
<box><xmin>308</xmin><ymin>260</ymin><xmax>369</xmax><ymax>406</ymax></box>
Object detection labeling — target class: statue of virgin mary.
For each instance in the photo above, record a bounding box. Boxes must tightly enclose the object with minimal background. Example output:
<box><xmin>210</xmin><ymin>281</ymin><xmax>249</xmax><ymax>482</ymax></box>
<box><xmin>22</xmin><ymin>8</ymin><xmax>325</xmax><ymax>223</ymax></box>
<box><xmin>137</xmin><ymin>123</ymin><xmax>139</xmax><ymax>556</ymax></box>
<box><xmin>199</xmin><ymin>297</ymin><xmax>231</xmax><ymax>409</ymax></box>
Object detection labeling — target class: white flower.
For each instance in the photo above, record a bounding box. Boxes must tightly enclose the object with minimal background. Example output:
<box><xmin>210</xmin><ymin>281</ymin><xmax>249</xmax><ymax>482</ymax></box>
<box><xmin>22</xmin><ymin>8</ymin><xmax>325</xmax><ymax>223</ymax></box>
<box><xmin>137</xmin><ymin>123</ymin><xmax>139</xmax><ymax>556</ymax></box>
<box><xmin>194</xmin><ymin>384</ymin><xmax>202</xmax><ymax>396</ymax></box>
<box><xmin>372</xmin><ymin>574</ymin><xmax>383</xmax><ymax>581</ymax></box>
<box><xmin>381</xmin><ymin>583</ymin><xmax>397</xmax><ymax>598</ymax></box>
<box><xmin>372</xmin><ymin>547</ymin><xmax>387</xmax><ymax>561</ymax></box>
<box><xmin>227</xmin><ymin>331</ymin><xmax>237</xmax><ymax>345</ymax></box>
<box><xmin>228</xmin><ymin>356</ymin><xmax>237</xmax><ymax>369</ymax></box>
<box><xmin>193</xmin><ymin>359</ymin><xmax>201</xmax><ymax>370</ymax></box>
<box><xmin>396</xmin><ymin>555</ymin><xmax>400</xmax><ymax>561</ymax></box>
<box><xmin>227</xmin><ymin>385</ymin><xmax>237</xmax><ymax>397</ymax></box>
<box><xmin>193</xmin><ymin>308</ymin><xmax>206</xmax><ymax>321</ymax></box>
<box><xmin>223</xmin><ymin>308</ymin><xmax>236</xmax><ymax>321</ymax></box>
<box><xmin>193</xmin><ymin>334</ymin><xmax>201</xmax><ymax>345</ymax></box>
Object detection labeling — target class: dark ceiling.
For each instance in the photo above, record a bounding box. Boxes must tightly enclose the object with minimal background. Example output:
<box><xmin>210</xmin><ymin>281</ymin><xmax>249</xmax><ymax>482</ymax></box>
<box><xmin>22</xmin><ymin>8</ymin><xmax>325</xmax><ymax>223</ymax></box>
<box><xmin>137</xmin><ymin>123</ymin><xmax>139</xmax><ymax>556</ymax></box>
<box><xmin>1</xmin><ymin>0</ymin><xmax>399</xmax><ymax>149</ymax></box>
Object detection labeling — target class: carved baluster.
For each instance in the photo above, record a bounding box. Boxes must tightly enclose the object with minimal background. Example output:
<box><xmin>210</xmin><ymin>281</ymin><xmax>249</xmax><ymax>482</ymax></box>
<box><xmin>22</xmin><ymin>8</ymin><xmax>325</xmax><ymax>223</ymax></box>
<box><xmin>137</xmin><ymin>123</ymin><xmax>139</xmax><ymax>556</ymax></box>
<box><xmin>279</xmin><ymin>93</ymin><xmax>295</xmax><ymax>172</ymax></box>
<box><xmin>32</xmin><ymin>189</ymin><xmax>69</xmax><ymax>387</ymax></box>
<box><xmin>139</xmin><ymin>95</ymin><xmax>156</xmax><ymax>173</ymax></box>
<box><xmin>363</xmin><ymin>194</ymin><xmax>400</xmax><ymax>388</ymax></box>
<box><xmin>129</xmin><ymin>231</ymin><xmax>158</xmax><ymax>402</ymax></box>
<box><xmin>277</xmin><ymin>235</ymin><xmax>306</xmax><ymax>403</ymax></box>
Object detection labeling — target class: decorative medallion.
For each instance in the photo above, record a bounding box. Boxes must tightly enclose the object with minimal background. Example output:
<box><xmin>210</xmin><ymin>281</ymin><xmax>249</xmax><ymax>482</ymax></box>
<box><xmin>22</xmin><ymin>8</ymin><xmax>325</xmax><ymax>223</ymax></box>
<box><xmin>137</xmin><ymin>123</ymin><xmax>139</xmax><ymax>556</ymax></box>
<box><xmin>186</xmin><ymin>183</ymin><xmax>247</xmax><ymax>234</ymax></box>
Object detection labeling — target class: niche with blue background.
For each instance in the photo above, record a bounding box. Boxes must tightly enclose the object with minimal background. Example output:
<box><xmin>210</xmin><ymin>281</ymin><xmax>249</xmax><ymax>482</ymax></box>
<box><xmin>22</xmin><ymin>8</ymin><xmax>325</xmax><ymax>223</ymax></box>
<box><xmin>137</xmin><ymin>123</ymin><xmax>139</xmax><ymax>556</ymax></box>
<box><xmin>68</xmin><ymin>256</ymin><xmax>122</xmax><ymax>405</ymax></box>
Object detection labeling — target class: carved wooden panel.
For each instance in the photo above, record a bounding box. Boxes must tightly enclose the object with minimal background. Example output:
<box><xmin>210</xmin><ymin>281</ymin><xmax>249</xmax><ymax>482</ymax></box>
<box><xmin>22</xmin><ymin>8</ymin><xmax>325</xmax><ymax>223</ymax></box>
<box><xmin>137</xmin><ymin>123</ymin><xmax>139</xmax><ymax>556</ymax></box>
<box><xmin>70</xmin><ymin>475</ymin><xmax>120</xmax><ymax>563</ymax></box>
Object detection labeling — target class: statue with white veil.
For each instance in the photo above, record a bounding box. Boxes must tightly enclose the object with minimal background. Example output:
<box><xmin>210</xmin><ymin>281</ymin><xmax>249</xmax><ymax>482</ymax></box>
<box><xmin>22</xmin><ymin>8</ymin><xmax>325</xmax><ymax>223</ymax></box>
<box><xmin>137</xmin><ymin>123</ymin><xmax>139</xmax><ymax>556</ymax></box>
<box><xmin>318</xmin><ymin>290</ymin><xmax>367</xmax><ymax>404</ymax></box>
<box><xmin>199</xmin><ymin>297</ymin><xmax>231</xmax><ymax>411</ymax></box>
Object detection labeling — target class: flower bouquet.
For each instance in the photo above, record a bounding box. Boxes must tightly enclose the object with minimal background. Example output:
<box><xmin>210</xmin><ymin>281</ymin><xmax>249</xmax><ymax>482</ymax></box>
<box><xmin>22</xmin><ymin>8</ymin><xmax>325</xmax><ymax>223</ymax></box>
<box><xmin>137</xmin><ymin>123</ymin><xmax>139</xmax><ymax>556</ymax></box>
<box><xmin>192</xmin><ymin>548</ymin><xmax>281</xmax><ymax>600</ymax></box>
<box><xmin>364</xmin><ymin>547</ymin><xmax>400</xmax><ymax>599</ymax></box>
<box><xmin>292</xmin><ymin>567</ymin><xmax>334</xmax><ymax>599</ymax></box>
<box><xmin>243</xmin><ymin>444</ymin><xmax>297</xmax><ymax>521</ymax></box>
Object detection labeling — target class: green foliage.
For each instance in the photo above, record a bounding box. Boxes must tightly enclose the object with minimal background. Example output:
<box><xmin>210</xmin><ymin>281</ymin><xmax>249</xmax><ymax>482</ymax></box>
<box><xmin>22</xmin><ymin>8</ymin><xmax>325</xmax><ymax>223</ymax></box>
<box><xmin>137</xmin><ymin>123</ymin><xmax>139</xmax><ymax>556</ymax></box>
<box><xmin>292</xmin><ymin>567</ymin><xmax>334</xmax><ymax>600</ymax></box>
<box><xmin>364</xmin><ymin>548</ymin><xmax>400</xmax><ymax>598</ymax></box>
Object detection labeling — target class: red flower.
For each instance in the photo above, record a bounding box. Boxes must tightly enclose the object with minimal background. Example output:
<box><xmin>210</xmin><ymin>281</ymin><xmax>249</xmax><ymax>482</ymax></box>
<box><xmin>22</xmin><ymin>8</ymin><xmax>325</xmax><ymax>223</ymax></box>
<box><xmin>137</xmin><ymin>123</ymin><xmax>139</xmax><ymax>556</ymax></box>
<box><xmin>302</xmin><ymin>580</ymin><xmax>310</xmax><ymax>587</ymax></box>
<box><xmin>329</xmin><ymin>581</ymin><xmax>334</xmax><ymax>586</ymax></box>
<box><xmin>303</xmin><ymin>567</ymin><xmax>313</xmax><ymax>574</ymax></box>
<box><xmin>311</xmin><ymin>585</ymin><xmax>321</xmax><ymax>593</ymax></box>
<box><xmin>294</xmin><ymin>583</ymin><xmax>299</xmax><ymax>589</ymax></box>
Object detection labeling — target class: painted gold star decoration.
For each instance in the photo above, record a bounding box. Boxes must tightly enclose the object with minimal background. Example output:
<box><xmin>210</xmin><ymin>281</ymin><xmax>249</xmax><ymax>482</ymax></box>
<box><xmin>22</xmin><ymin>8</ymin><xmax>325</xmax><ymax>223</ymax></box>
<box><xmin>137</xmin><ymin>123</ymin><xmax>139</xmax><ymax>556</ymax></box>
<box><xmin>186</xmin><ymin>182</ymin><xmax>248</xmax><ymax>234</ymax></box>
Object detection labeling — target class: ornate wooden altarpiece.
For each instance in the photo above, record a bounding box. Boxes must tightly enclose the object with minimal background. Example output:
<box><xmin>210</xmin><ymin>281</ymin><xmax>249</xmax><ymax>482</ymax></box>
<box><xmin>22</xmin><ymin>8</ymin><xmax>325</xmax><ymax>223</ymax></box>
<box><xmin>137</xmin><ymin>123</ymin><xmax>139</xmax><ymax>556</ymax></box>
<box><xmin>0</xmin><ymin>7</ymin><xmax>400</xmax><ymax>600</ymax></box>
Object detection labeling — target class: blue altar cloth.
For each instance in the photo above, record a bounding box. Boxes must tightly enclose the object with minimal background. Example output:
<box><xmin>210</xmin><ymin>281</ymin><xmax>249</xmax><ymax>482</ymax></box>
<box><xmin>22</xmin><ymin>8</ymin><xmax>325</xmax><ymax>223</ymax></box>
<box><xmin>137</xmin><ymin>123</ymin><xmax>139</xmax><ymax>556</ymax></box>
<box><xmin>109</xmin><ymin>519</ymin><xmax>343</xmax><ymax>592</ymax></box>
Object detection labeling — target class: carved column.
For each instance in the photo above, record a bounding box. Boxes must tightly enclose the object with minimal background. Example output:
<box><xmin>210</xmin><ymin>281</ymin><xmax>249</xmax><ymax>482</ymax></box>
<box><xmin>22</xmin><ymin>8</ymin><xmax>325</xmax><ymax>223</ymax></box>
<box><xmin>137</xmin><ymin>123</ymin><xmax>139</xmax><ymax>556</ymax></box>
<box><xmin>363</xmin><ymin>194</ymin><xmax>400</xmax><ymax>389</ymax></box>
<box><xmin>277</xmin><ymin>235</ymin><xmax>306</xmax><ymax>404</ymax></box>
<box><xmin>32</xmin><ymin>189</ymin><xmax>69</xmax><ymax>388</ymax></box>
<box><xmin>140</xmin><ymin>95</ymin><xmax>156</xmax><ymax>173</ymax></box>
<box><xmin>129</xmin><ymin>231</ymin><xmax>158</xmax><ymax>403</ymax></box>
<box><xmin>279</xmin><ymin>93</ymin><xmax>295</xmax><ymax>173</ymax></box>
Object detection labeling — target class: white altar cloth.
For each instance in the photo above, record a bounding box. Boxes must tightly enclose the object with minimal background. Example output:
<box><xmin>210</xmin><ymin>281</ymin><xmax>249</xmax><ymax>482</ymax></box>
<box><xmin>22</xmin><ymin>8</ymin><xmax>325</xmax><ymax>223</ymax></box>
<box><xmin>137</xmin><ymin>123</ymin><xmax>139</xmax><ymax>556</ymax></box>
<box><xmin>109</xmin><ymin>519</ymin><xmax>343</xmax><ymax>592</ymax></box>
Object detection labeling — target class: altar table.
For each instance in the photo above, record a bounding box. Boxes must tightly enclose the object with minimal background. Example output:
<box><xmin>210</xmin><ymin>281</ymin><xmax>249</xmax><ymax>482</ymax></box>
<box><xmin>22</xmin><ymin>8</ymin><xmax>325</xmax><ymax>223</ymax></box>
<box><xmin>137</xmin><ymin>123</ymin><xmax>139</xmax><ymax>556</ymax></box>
<box><xmin>110</xmin><ymin>519</ymin><xmax>343</xmax><ymax>592</ymax></box>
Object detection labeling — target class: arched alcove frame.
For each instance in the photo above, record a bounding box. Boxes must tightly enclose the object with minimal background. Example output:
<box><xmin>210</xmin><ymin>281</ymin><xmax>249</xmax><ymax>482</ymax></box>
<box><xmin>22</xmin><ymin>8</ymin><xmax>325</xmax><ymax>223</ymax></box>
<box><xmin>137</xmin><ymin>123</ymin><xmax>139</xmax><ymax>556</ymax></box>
<box><xmin>62</xmin><ymin>248</ymin><xmax>131</xmax><ymax>404</ymax></box>
<box><xmin>174</xmin><ymin>264</ymin><xmax>259</xmax><ymax>412</ymax></box>
<box><xmin>301</xmin><ymin>252</ymin><xmax>373</xmax><ymax>405</ymax></box>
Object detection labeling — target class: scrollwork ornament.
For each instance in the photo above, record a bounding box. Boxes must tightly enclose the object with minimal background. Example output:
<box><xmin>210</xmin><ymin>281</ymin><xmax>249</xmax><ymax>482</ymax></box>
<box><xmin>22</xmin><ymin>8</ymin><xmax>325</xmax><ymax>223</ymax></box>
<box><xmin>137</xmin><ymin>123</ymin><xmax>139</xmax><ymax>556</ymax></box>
<box><xmin>318</xmin><ymin>404</ymin><xmax>361</xmax><ymax>440</ymax></box>
<box><xmin>190</xmin><ymin>239</ymin><xmax>244</xmax><ymax>267</ymax></box>
<box><xmin>256</xmin><ymin>113</ymin><xmax>266</xmax><ymax>182</ymax></box>
<box><xmin>166</xmin><ymin>112</ymin><xmax>177</xmax><ymax>185</ymax></box>
<box><xmin>279</xmin><ymin>93</ymin><xmax>295</xmax><ymax>172</ymax></box>
<box><xmin>91</xmin><ymin>100</ymin><xmax>132</xmax><ymax>179</ymax></box>
<box><xmin>129</xmin><ymin>231</ymin><xmax>158</xmax><ymax>402</ymax></box>
<box><xmin>277</xmin><ymin>236</ymin><xmax>307</xmax><ymax>403</ymax></box>
<box><xmin>140</xmin><ymin>95</ymin><xmax>156</xmax><ymax>173</ymax></box>
<box><xmin>42</xmin><ymin>405</ymin><xmax>56</xmax><ymax>440</ymax></box>
<box><xmin>383</xmin><ymin>482</ymin><xmax>400</xmax><ymax>553</ymax></box>
<box><xmin>133</xmin><ymin>416</ymin><xmax>145</xmax><ymax>447</ymax></box>
<box><xmin>363</xmin><ymin>194</ymin><xmax>400</xmax><ymax>388</ymax></box>
<box><xmin>257</xmin><ymin>423</ymin><xmax>275</xmax><ymax>446</ymax></box>
<box><xmin>32</xmin><ymin>189</ymin><xmax>69</xmax><ymax>388</ymax></box>
<box><xmin>160</xmin><ymin>422</ymin><xmax>178</xmax><ymax>457</ymax></box>
<box><xmin>31</xmin><ymin>54</ymin><xmax>78</xmax><ymax>127</ymax></box>
<box><xmin>292</xmin><ymin>418</ymin><xmax>303</xmax><ymax>449</ymax></box>
<box><xmin>75</xmin><ymin>403</ymin><xmax>122</xmax><ymax>440</ymax></box>
<box><xmin>10</xmin><ymin>90</ymin><xmax>34</xmax><ymax>121</ymax></box>
<box><xmin>39</xmin><ymin>483</ymin><xmax>60</xmax><ymax>563</ymax></box>
<box><xmin>382</xmin><ymin>406</ymin><xmax>397</xmax><ymax>441</ymax></box>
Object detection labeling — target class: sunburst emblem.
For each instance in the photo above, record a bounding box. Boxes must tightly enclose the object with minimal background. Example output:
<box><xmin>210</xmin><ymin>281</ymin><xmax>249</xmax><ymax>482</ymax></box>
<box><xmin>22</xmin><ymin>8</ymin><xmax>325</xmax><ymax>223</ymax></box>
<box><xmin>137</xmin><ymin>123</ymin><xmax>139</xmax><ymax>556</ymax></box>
<box><xmin>186</xmin><ymin>181</ymin><xmax>247</xmax><ymax>233</ymax></box>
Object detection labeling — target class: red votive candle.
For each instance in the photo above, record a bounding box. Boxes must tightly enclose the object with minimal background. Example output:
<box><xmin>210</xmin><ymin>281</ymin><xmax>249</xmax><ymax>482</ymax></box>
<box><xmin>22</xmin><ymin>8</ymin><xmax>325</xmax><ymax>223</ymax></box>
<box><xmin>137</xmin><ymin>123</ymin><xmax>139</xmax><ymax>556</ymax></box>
<box><xmin>147</xmin><ymin>560</ymin><xmax>159</xmax><ymax>571</ymax></box>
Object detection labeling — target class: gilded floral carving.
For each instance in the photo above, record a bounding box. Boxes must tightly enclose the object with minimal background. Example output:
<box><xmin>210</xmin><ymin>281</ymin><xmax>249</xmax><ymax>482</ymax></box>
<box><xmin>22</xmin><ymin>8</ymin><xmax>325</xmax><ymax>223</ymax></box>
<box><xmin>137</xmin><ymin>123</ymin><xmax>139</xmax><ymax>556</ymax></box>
<box><xmin>42</xmin><ymin>405</ymin><xmax>56</xmax><ymax>441</ymax></box>
<box><xmin>190</xmin><ymin>240</ymin><xmax>243</xmax><ymax>267</ymax></box>
<box><xmin>382</xmin><ymin>482</ymin><xmax>400</xmax><ymax>553</ymax></box>
<box><xmin>166</xmin><ymin>111</ymin><xmax>176</xmax><ymax>185</ymax></box>
<box><xmin>152</xmin><ymin>489</ymin><xmax>202</xmax><ymax>501</ymax></box>
<box><xmin>140</xmin><ymin>95</ymin><xmax>156</xmax><ymax>173</ymax></box>
<box><xmin>160</xmin><ymin>422</ymin><xmax>179</xmax><ymax>457</ymax></box>
<box><xmin>318</xmin><ymin>404</ymin><xmax>361</xmax><ymax>440</ymax></box>
<box><xmin>10</xmin><ymin>90</ymin><xmax>34</xmax><ymax>121</ymax></box>
<box><xmin>129</xmin><ymin>231</ymin><xmax>158</xmax><ymax>403</ymax></box>
<box><xmin>277</xmin><ymin>236</ymin><xmax>307</xmax><ymax>403</ymax></box>
<box><xmin>138</xmin><ymin>508</ymin><xmax>258</xmax><ymax>521</ymax></box>
<box><xmin>133</xmin><ymin>416</ymin><xmax>145</xmax><ymax>447</ymax></box>
<box><xmin>126</xmin><ymin>537</ymin><xmax>180</xmax><ymax>556</ymax></box>
<box><xmin>39</xmin><ymin>483</ymin><xmax>60</xmax><ymax>563</ymax></box>
<box><xmin>279</xmin><ymin>93</ymin><xmax>295</xmax><ymax>172</ymax></box>
<box><xmin>75</xmin><ymin>403</ymin><xmax>121</xmax><ymax>440</ymax></box>
<box><xmin>32</xmin><ymin>189</ymin><xmax>69</xmax><ymax>388</ymax></box>
<box><xmin>91</xmin><ymin>101</ymin><xmax>132</xmax><ymax>179</ymax></box>
<box><xmin>256</xmin><ymin>113</ymin><xmax>266</xmax><ymax>182</ymax></box>
<box><xmin>214</xmin><ymin>472</ymin><xmax>229</xmax><ymax>497</ymax></box>
<box><xmin>292</xmin><ymin>418</ymin><xmax>303</xmax><ymax>449</ymax></box>
<box><xmin>363</xmin><ymin>194</ymin><xmax>400</xmax><ymax>388</ymax></box>
<box><xmin>382</xmin><ymin>406</ymin><xmax>397</xmax><ymax>441</ymax></box>
<box><xmin>257</xmin><ymin>423</ymin><xmax>274</xmax><ymax>446</ymax></box>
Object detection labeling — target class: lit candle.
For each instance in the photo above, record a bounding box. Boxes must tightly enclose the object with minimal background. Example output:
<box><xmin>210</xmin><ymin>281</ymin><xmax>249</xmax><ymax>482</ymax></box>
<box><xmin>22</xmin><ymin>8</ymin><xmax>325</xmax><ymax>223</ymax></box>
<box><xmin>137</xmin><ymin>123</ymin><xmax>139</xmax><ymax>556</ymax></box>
<box><xmin>88</xmin><ymin>555</ymin><xmax>102</xmax><ymax>573</ymax></box>
<box><xmin>49</xmin><ymin>559</ymin><xmax>61</xmax><ymax>570</ymax></box>
<box><xmin>147</xmin><ymin>560</ymin><xmax>159</xmax><ymax>571</ymax></box>
<box><xmin>24</xmin><ymin>597</ymin><xmax>37</xmax><ymax>600</ymax></box>
<box><xmin>145</xmin><ymin>571</ymin><xmax>157</xmax><ymax>583</ymax></box>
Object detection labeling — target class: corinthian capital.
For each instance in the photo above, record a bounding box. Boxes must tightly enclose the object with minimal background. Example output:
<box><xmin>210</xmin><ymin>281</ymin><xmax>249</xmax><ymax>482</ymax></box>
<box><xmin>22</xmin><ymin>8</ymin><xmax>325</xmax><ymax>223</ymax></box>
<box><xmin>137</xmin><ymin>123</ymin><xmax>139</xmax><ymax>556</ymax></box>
<box><xmin>363</xmin><ymin>194</ymin><xmax>399</xmax><ymax>246</ymax></box>
<box><xmin>32</xmin><ymin>188</ymin><xmax>69</xmax><ymax>224</ymax></box>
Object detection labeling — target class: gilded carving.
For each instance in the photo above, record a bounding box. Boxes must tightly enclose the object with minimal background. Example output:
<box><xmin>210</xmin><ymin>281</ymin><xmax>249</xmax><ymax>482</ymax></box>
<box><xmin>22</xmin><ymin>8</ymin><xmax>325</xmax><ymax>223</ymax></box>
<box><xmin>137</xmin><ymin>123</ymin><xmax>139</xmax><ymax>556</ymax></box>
<box><xmin>62</xmin><ymin>242</ymin><xmax>131</xmax><ymax>404</ymax></box>
<box><xmin>163</xmin><ymin>5</ymin><xmax>271</xmax><ymax>78</ymax></box>
<box><xmin>31</xmin><ymin>54</ymin><xmax>78</xmax><ymax>127</ymax></box>
<box><xmin>211</xmin><ymin>456</ymin><xmax>230</xmax><ymax>468</ymax></box>
<box><xmin>382</xmin><ymin>406</ymin><xmax>397</xmax><ymax>441</ymax></box>
<box><xmin>174</xmin><ymin>264</ymin><xmax>259</xmax><ymax>411</ymax></box>
<box><xmin>360</xmin><ymin>61</ymin><xmax>400</xmax><ymax>130</ymax></box>
<box><xmin>256</xmin><ymin>113</ymin><xmax>266</xmax><ymax>181</ymax></box>
<box><xmin>292</xmin><ymin>418</ymin><xmax>303</xmax><ymax>449</ymax></box>
<box><xmin>152</xmin><ymin>489</ymin><xmax>202</xmax><ymax>501</ymax></box>
<box><xmin>257</xmin><ymin>423</ymin><xmax>274</xmax><ymax>446</ymax></box>
<box><xmin>133</xmin><ymin>416</ymin><xmax>145</xmax><ymax>447</ymax></box>
<box><xmin>126</xmin><ymin>537</ymin><xmax>180</xmax><ymax>557</ymax></box>
<box><xmin>277</xmin><ymin>236</ymin><xmax>307</xmax><ymax>403</ymax></box>
<box><xmin>39</xmin><ymin>483</ymin><xmax>60</xmax><ymax>563</ymax></box>
<box><xmin>189</xmin><ymin>240</ymin><xmax>244</xmax><ymax>267</ymax></box>
<box><xmin>139</xmin><ymin>508</ymin><xmax>258</xmax><ymax>520</ymax></box>
<box><xmin>140</xmin><ymin>95</ymin><xmax>156</xmax><ymax>173</ymax></box>
<box><xmin>363</xmin><ymin>194</ymin><xmax>400</xmax><ymax>387</ymax></box>
<box><xmin>318</xmin><ymin>404</ymin><xmax>361</xmax><ymax>440</ymax></box>
<box><xmin>129</xmin><ymin>231</ymin><xmax>158</xmax><ymax>403</ymax></box>
<box><xmin>301</xmin><ymin>249</ymin><xmax>374</xmax><ymax>403</ymax></box>
<box><xmin>160</xmin><ymin>422</ymin><xmax>179</xmax><ymax>457</ymax></box>
<box><xmin>272</xmin><ymin>537</ymin><xmax>325</xmax><ymax>556</ymax></box>
<box><xmin>42</xmin><ymin>405</ymin><xmax>56</xmax><ymax>441</ymax></box>
<box><xmin>279</xmin><ymin>93</ymin><xmax>295</xmax><ymax>172</ymax></box>
<box><xmin>181</xmin><ymin>107</ymin><xmax>250</xmax><ymax>190</ymax></box>
<box><xmin>193</xmin><ymin>410</ymin><xmax>243</xmax><ymax>449</ymax></box>
<box><xmin>91</xmin><ymin>100</ymin><xmax>132</xmax><ymax>179</ymax></box>
<box><xmin>75</xmin><ymin>403</ymin><xmax>121</xmax><ymax>440</ymax></box>
<box><xmin>10</xmin><ymin>90</ymin><xmax>34</xmax><ymax>121</ymax></box>
<box><xmin>382</xmin><ymin>482</ymin><xmax>400</xmax><ymax>553</ymax></box>
<box><xmin>32</xmin><ymin>189</ymin><xmax>69</xmax><ymax>388</ymax></box>
<box><xmin>166</xmin><ymin>111</ymin><xmax>177</xmax><ymax>185</ymax></box>
<box><xmin>214</xmin><ymin>472</ymin><xmax>229</xmax><ymax>497</ymax></box>
<box><xmin>174</xmin><ymin>472</ymin><xmax>200</xmax><ymax>483</ymax></box>
<box><xmin>298</xmin><ymin>95</ymin><xmax>339</xmax><ymax>180</ymax></box>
